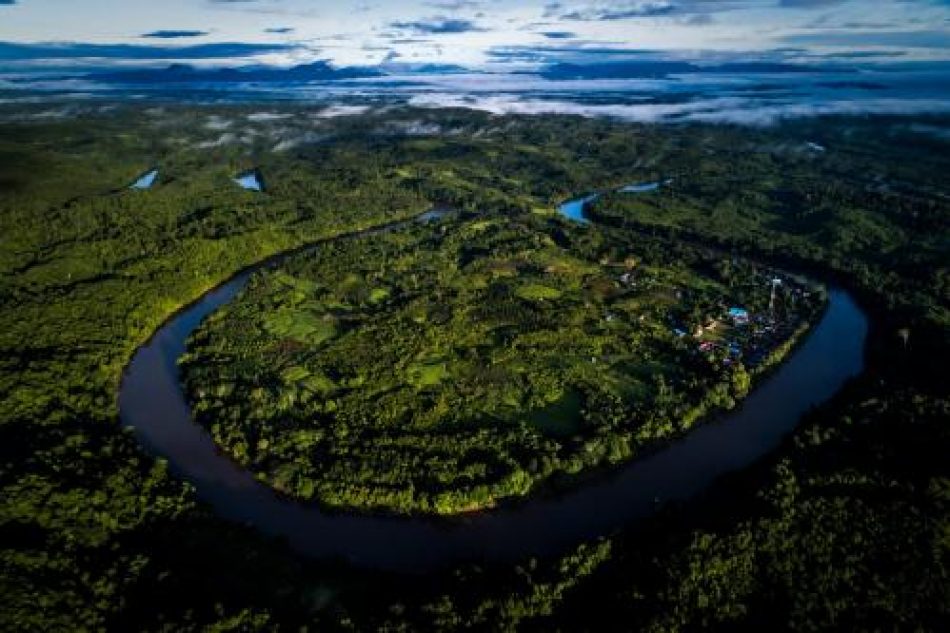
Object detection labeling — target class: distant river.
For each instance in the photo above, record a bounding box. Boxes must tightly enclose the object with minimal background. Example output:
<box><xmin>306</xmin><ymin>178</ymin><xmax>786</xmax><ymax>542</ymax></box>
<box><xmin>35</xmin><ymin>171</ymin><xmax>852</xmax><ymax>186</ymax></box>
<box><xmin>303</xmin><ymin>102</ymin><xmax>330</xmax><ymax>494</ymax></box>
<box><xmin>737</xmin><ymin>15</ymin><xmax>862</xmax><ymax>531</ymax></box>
<box><xmin>119</xmin><ymin>201</ymin><xmax>867</xmax><ymax>572</ymax></box>
<box><xmin>556</xmin><ymin>179</ymin><xmax>670</xmax><ymax>223</ymax></box>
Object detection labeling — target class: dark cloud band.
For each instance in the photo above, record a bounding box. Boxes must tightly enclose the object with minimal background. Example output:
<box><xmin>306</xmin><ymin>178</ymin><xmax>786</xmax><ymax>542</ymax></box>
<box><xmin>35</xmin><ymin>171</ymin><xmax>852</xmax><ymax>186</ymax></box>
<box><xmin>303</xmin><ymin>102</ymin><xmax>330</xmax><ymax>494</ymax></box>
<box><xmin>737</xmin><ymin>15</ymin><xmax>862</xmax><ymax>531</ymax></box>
<box><xmin>0</xmin><ymin>41</ymin><xmax>295</xmax><ymax>61</ymax></box>
<box><xmin>389</xmin><ymin>17</ymin><xmax>486</xmax><ymax>34</ymax></box>
<box><xmin>141</xmin><ymin>30</ymin><xmax>209</xmax><ymax>39</ymax></box>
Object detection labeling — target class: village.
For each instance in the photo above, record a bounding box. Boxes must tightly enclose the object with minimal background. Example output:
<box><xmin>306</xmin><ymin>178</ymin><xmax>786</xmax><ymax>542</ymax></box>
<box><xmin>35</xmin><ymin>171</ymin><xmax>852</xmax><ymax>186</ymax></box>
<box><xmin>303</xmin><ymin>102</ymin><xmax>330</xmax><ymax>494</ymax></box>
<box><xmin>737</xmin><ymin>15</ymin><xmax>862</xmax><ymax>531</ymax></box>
<box><xmin>671</xmin><ymin>271</ymin><xmax>820</xmax><ymax>370</ymax></box>
<box><xmin>610</xmin><ymin>261</ymin><xmax>823</xmax><ymax>374</ymax></box>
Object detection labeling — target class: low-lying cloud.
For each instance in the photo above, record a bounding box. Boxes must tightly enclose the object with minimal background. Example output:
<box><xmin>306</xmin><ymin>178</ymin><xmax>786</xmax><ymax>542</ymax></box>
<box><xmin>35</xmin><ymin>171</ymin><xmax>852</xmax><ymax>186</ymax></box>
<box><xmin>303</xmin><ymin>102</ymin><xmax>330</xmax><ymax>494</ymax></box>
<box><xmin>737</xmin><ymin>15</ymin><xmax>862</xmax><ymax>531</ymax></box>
<box><xmin>407</xmin><ymin>91</ymin><xmax>950</xmax><ymax>126</ymax></box>
<box><xmin>314</xmin><ymin>104</ymin><xmax>372</xmax><ymax>118</ymax></box>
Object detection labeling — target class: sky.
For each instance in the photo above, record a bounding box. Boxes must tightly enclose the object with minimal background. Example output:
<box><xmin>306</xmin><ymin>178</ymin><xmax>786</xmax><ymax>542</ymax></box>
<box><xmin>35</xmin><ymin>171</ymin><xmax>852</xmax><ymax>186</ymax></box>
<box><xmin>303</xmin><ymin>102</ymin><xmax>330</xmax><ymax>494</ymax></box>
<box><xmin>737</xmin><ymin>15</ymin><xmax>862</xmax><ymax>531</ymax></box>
<box><xmin>0</xmin><ymin>0</ymin><xmax>948</xmax><ymax>69</ymax></box>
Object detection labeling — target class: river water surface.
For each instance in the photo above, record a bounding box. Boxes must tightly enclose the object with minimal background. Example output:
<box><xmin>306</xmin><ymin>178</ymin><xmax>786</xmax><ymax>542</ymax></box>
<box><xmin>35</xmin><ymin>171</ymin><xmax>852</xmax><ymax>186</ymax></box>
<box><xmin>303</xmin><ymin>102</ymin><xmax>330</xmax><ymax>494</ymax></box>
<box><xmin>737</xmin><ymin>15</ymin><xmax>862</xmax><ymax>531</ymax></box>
<box><xmin>130</xmin><ymin>169</ymin><xmax>158</xmax><ymax>190</ymax></box>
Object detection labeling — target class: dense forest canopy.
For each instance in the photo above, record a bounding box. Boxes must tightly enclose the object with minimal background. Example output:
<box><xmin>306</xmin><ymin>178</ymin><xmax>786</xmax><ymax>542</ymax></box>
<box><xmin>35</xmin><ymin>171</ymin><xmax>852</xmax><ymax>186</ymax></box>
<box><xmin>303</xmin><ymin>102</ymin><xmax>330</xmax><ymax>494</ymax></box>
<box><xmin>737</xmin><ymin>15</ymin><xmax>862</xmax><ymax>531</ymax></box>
<box><xmin>0</xmin><ymin>103</ymin><xmax>947</xmax><ymax>630</ymax></box>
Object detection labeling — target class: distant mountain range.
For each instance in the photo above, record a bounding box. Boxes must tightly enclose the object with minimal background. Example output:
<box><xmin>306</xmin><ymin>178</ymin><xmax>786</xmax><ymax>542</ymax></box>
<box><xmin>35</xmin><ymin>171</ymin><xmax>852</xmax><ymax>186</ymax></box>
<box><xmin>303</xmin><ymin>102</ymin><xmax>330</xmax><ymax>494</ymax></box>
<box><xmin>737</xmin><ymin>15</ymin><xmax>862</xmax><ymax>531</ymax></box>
<box><xmin>538</xmin><ymin>61</ymin><xmax>844</xmax><ymax>80</ymax></box>
<box><xmin>85</xmin><ymin>59</ymin><xmax>849</xmax><ymax>85</ymax></box>
<box><xmin>92</xmin><ymin>61</ymin><xmax>383</xmax><ymax>84</ymax></box>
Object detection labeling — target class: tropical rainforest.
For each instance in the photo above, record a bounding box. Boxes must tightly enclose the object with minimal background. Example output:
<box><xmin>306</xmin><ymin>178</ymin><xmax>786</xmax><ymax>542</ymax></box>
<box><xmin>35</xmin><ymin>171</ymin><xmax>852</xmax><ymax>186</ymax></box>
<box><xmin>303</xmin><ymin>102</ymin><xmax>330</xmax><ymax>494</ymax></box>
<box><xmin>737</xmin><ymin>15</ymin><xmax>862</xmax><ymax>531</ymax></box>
<box><xmin>1</xmin><ymin>103</ymin><xmax>948</xmax><ymax>631</ymax></box>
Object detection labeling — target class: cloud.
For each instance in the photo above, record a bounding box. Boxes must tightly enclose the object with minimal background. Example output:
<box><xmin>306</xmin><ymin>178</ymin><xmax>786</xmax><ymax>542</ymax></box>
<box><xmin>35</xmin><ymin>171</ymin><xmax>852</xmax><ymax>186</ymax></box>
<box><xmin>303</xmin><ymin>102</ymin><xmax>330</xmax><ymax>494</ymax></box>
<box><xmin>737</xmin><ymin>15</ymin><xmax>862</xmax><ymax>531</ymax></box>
<box><xmin>424</xmin><ymin>0</ymin><xmax>484</xmax><ymax>9</ymax></box>
<box><xmin>556</xmin><ymin>0</ymin><xmax>861</xmax><ymax>23</ymax></box>
<box><xmin>903</xmin><ymin>123</ymin><xmax>950</xmax><ymax>141</ymax></box>
<box><xmin>0</xmin><ymin>41</ymin><xmax>295</xmax><ymax>61</ymax></box>
<box><xmin>784</xmin><ymin>29</ymin><xmax>950</xmax><ymax>49</ymax></box>
<box><xmin>196</xmin><ymin>132</ymin><xmax>240</xmax><ymax>149</ymax></box>
<box><xmin>389</xmin><ymin>17</ymin><xmax>486</xmax><ymax>34</ymax></box>
<box><xmin>246</xmin><ymin>111</ymin><xmax>292</xmax><ymax>122</ymax></box>
<box><xmin>314</xmin><ymin>104</ymin><xmax>372</xmax><ymax>118</ymax></box>
<box><xmin>273</xmin><ymin>131</ymin><xmax>327</xmax><ymax>152</ymax></box>
<box><xmin>407</xmin><ymin>92</ymin><xmax>950</xmax><ymax>127</ymax></box>
<box><xmin>141</xmin><ymin>30</ymin><xmax>209</xmax><ymax>39</ymax></box>
<box><xmin>204</xmin><ymin>115</ymin><xmax>233</xmax><ymax>131</ymax></box>
<box><xmin>681</xmin><ymin>13</ymin><xmax>714</xmax><ymax>25</ymax></box>
<box><xmin>486</xmin><ymin>44</ymin><xmax>663</xmax><ymax>65</ymax></box>
<box><xmin>205</xmin><ymin>0</ymin><xmax>322</xmax><ymax>17</ymax></box>
<box><xmin>541</xmin><ymin>31</ymin><xmax>577</xmax><ymax>39</ymax></box>
<box><xmin>560</xmin><ymin>1</ymin><xmax>677</xmax><ymax>21</ymax></box>
<box><xmin>821</xmin><ymin>50</ymin><xmax>907</xmax><ymax>59</ymax></box>
<box><xmin>382</xmin><ymin>119</ymin><xmax>447</xmax><ymax>136</ymax></box>
<box><xmin>542</xmin><ymin>2</ymin><xmax>564</xmax><ymax>18</ymax></box>
<box><xmin>793</xmin><ymin>49</ymin><xmax>907</xmax><ymax>60</ymax></box>
<box><xmin>264</xmin><ymin>27</ymin><xmax>295</xmax><ymax>34</ymax></box>
<box><xmin>779</xmin><ymin>0</ymin><xmax>848</xmax><ymax>6</ymax></box>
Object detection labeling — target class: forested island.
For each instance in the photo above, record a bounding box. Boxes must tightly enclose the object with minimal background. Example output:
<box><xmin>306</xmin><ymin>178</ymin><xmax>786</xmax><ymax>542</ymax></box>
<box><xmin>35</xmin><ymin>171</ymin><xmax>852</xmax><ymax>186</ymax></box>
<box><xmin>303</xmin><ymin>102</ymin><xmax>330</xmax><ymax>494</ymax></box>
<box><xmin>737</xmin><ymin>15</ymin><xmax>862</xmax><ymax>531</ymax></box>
<box><xmin>181</xmin><ymin>211</ymin><xmax>820</xmax><ymax>514</ymax></box>
<box><xmin>1</xmin><ymin>103</ymin><xmax>947</xmax><ymax>630</ymax></box>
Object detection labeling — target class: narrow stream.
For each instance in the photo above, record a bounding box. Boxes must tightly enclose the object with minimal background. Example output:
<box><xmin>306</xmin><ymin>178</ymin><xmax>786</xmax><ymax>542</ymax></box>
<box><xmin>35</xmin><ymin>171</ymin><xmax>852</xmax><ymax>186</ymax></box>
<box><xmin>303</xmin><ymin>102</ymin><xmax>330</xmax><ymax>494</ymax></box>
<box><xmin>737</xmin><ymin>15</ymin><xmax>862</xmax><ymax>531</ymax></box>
<box><xmin>130</xmin><ymin>168</ymin><xmax>159</xmax><ymax>190</ymax></box>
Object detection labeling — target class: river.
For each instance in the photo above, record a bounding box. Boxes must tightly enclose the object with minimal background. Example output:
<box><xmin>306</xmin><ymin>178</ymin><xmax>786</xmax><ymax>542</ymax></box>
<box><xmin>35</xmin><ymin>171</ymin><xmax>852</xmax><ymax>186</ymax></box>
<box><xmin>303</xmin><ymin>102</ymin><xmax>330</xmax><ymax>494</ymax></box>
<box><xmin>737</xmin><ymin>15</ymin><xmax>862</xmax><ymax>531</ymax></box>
<box><xmin>118</xmin><ymin>200</ymin><xmax>867</xmax><ymax>572</ymax></box>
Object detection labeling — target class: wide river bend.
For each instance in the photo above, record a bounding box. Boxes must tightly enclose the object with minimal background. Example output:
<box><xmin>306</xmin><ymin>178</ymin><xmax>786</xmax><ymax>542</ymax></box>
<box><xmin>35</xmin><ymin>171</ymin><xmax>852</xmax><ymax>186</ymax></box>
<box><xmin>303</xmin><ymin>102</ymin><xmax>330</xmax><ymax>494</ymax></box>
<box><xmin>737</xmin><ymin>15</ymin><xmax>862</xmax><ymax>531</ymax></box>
<box><xmin>119</xmin><ymin>200</ymin><xmax>867</xmax><ymax>572</ymax></box>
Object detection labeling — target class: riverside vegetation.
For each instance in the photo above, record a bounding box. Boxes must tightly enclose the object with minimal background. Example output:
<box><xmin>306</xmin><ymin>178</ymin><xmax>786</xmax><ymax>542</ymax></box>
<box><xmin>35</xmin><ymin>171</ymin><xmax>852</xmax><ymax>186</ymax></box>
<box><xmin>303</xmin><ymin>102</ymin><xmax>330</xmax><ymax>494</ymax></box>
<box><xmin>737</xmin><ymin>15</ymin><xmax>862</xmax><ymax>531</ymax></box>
<box><xmin>0</xmin><ymin>102</ymin><xmax>947</xmax><ymax>630</ymax></box>
<box><xmin>181</xmin><ymin>212</ymin><xmax>819</xmax><ymax>514</ymax></box>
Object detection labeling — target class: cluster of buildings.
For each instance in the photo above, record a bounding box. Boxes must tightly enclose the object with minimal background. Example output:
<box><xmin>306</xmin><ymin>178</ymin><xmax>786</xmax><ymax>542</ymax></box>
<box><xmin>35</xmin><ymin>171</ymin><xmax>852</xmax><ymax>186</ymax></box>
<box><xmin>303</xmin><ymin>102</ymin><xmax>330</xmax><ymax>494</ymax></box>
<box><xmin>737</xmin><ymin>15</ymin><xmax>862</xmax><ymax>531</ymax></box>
<box><xmin>666</xmin><ymin>273</ymin><xmax>816</xmax><ymax>368</ymax></box>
